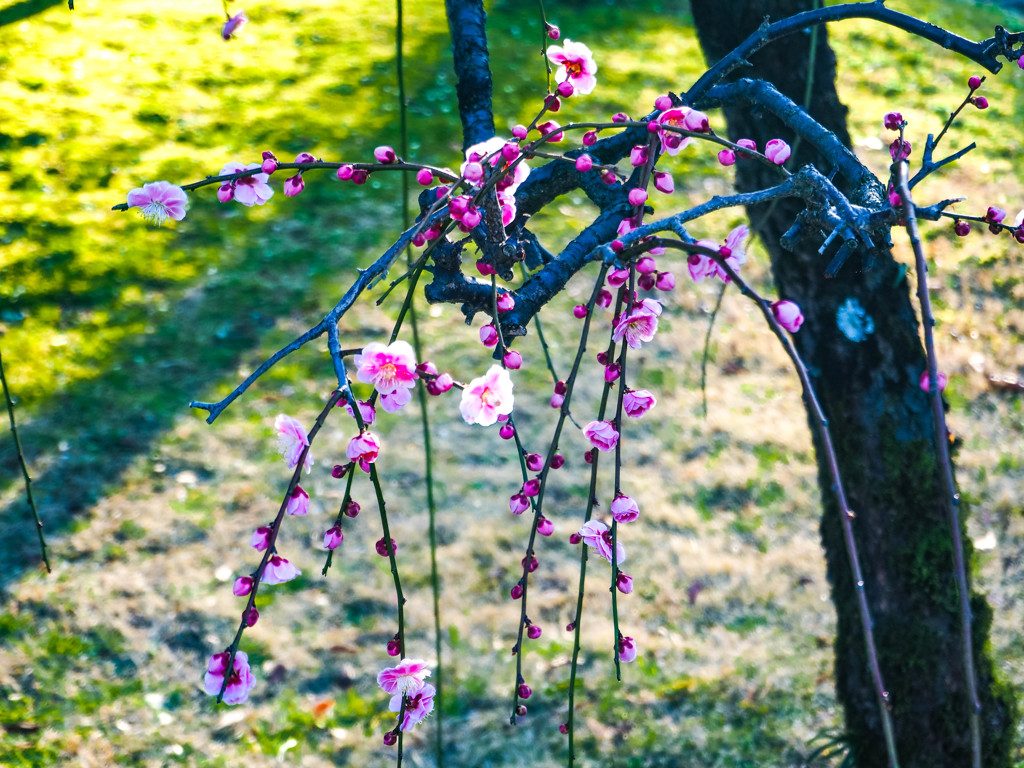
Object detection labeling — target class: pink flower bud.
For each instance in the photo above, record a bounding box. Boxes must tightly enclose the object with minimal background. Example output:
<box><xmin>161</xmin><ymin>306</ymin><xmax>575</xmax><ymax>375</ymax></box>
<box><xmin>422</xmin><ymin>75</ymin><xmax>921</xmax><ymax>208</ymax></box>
<box><xmin>986</xmin><ymin>206</ymin><xmax>1006</xmax><ymax>223</ymax></box>
<box><xmin>654</xmin><ymin>95</ymin><xmax>673</xmax><ymax>111</ymax></box>
<box><xmin>597</xmin><ymin>289</ymin><xmax>613</xmax><ymax>308</ymax></box>
<box><xmin>512</xmin><ymin>124</ymin><xmax>528</xmax><ymax>139</ymax></box>
<box><xmin>351</xmin><ymin>169</ymin><xmax>368</xmax><ymax>185</ymax></box>
<box><xmin>345</xmin><ymin>499</ymin><xmax>360</xmax><ymax>518</ymax></box>
<box><xmin>525</xmin><ymin>453</ymin><xmax>544</xmax><ymax>472</ymax></box>
<box><xmin>480</xmin><ymin>324</ymin><xmax>498</xmax><ymax>347</ymax></box>
<box><xmin>600</xmin><ymin>169</ymin><xmax>617</xmax><ymax>186</ymax></box>
<box><xmin>616</xmin><ymin>572</ymin><xmax>634</xmax><ymax>594</ymax></box>
<box><xmin>573</xmin><ymin>304</ymin><xmax>588</xmax><ymax>318</ymax></box>
<box><xmin>596</xmin><ymin>352</ymin><xmax>609</xmax><ymax>365</ymax></box>
<box><xmin>718</xmin><ymin>149</ymin><xmax>736</xmax><ymax>166</ymax></box>
<box><xmin>323</xmin><ymin>528</ymin><xmax>344</xmax><ymax>548</ymax></box>
<box><xmin>554</xmin><ymin>380</ymin><xmax>567</xmax><ymax>395</ymax></box>
<box><xmin>511</xmin><ymin>583</ymin><xmax>524</xmax><ymax>599</ymax></box>
<box><xmin>556</xmin><ymin>80</ymin><xmax>574</xmax><ymax>98</ymax></box>
<box><xmin>332</xmin><ymin>464</ymin><xmax>347</xmax><ymax>478</ymax></box>
<box><xmin>919</xmin><ymin>370</ymin><xmax>948</xmax><ymax>393</ymax></box>
<box><xmin>583</xmin><ymin>130</ymin><xmax>598</xmax><ymax>146</ymax></box>
<box><xmin>656</xmin><ymin>271</ymin><xmax>676</xmax><ymax>291</ymax></box>
<box><xmin>537</xmin><ymin>517</ymin><xmax>554</xmax><ymax>536</ymax></box>
<box><xmin>537</xmin><ymin>120</ymin><xmax>564</xmax><ymax>142</ymax></box>
<box><xmin>286</xmin><ymin>484</ymin><xmax>310</xmax><ymax>516</ymax></box>
<box><xmin>683</xmin><ymin>109</ymin><xmax>710</xmax><ymax>133</ymax></box>
<box><xmin>374</xmin><ymin>145</ymin><xmax>397</xmax><ymax>164</ymax></box>
<box><xmin>516</xmin><ymin>704</ymin><xmax>528</xmax><ymax>716</ymax></box>
<box><xmin>337</xmin><ymin>164</ymin><xmax>354</xmax><ymax>180</ymax></box>
<box><xmin>604</xmin><ymin>363</ymin><xmax>620</xmax><ymax>383</ymax></box>
<box><xmin>611</xmin><ymin>112</ymin><xmax>630</xmax><ymax>123</ymax></box>
<box><xmin>765</xmin><ymin>138</ymin><xmax>791</xmax><ymax>165</ymax></box>
<box><xmin>736</xmin><ymin>138</ymin><xmax>757</xmax><ymax>158</ymax></box>
<box><xmin>284</xmin><ymin>174</ymin><xmax>304</xmax><ymax>196</ymax></box>
<box><xmin>375</xmin><ymin>537</ymin><xmax>397</xmax><ymax>557</ymax></box>
<box><xmin>497</xmin><ymin>293</ymin><xmax>515</xmax><ymax>312</ymax></box>
<box><xmin>889</xmin><ymin>138</ymin><xmax>911</xmax><ymax>161</ymax></box>
<box><xmin>510</xmin><ymin>492</ymin><xmax>529</xmax><ymax>515</ymax></box>
<box><xmin>527</xmin><ymin>624</ymin><xmax>542</xmax><ymax>639</ymax></box>
<box><xmin>550</xmin><ymin>393</ymin><xmax>564</xmax><ymax>408</ymax></box>
<box><xmin>463</xmin><ymin>161</ymin><xmax>484</xmax><ymax>183</ymax></box>
<box><xmin>217</xmin><ymin>183</ymin><xmax>235</xmax><ymax>203</ymax></box>
<box><xmin>637</xmin><ymin>273</ymin><xmax>655</xmax><ymax>291</ymax></box>
<box><xmin>575</xmin><ymin>154</ymin><xmax>593</xmax><ymax>172</ymax></box>
<box><xmin>383</xmin><ymin>731</ymin><xmax>397</xmax><ymax>746</ymax></box>
<box><xmin>523</xmin><ymin>478</ymin><xmax>541</xmax><ymax>497</ymax></box>
<box><xmin>522</xmin><ymin>555</ymin><xmax>538</xmax><ymax>572</ymax></box>
<box><xmin>250</xmin><ymin>526</ymin><xmax>272</xmax><ymax>551</ymax></box>
<box><xmin>559</xmin><ymin>723</ymin><xmax>569</xmax><ymax>734</ymax></box>
<box><xmin>772</xmin><ymin>300</ymin><xmax>804</xmax><ymax>333</ymax></box>
<box><xmin>386</xmin><ymin>638</ymin><xmax>400</xmax><ymax>657</ymax></box>
<box><xmin>261</xmin><ymin>151</ymin><xmax>278</xmax><ymax>174</ymax></box>
<box><xmin>607</xmin><ymin>269</ymin><xmax>629</xmax><ymax>287</ymax></box>
<box><xmin>883</xmin><ymin>112</ymin><xmax>903</xmax><ymax>131</ymax></box>
<box><xmin>569</xmin><ymin>532</ymin><xmax>582</xmax><ymax>545</ymax></box>
<box><xmin>294</xmin><ymin>152</ymin><xmax>315</xmax><ymax>164</ymax></box>
<box><xmin>434</xmin><ymin>372</ymin><xmax>454</xmax><ymax>393</ymax></box>
<box><xmin>244</xmin><ymin>607</ymin><xmax>259</xmax><ymax>627</ymax></box>
<box><xmin>953</xmin><ymin>220</ymin><xmax>971</xmax><ymax>237</ymax></box>
<box><xmin>972</xmin><ymin>96</ymin><xmax>989</xmax><ymax>110</ymax></box>
<box><xmin>968</xmin><ymin>75</ymin><xmax>982</xmax><ymax>90</ymax></box>
<box><xmin>653</xmin><ymin>172</ymin><xmax>674</xmax><ymax>194</ymax></box>
<box><xmin>546</xmin><ymin>22</ymin><xmax>560</xmax><ymax>40</ymax></box>
<box><xmin>476</xmin><ymin>259</ymin><xmax>495</xmax><ymax>276</ymax></box>
<box><xmin>628</xmin><ymin>188</ymin><xmax>648</xmax><ymax>206</ymax></box>
<box><xmin>636</xmin><ymin>256</ymin><xmax>656</xmax><ymax>274</ymax></box>
<box><xmin>518</xmin><ymin>683</ymin><xmax>532</xmax><ymax>699</ymax></box>
<box><xmin>233</xmin><ymin>576</ymin><xmax>253</xmax><ymax>596</ymax></box>
<box><xmin>416</xmin><ymin>168</ymin><xmax>433</xmax><ymax>186</ymax></box>
<box><xmin>499</xmin><ymin>423</ymin><xmax>516</xmax><ymax>440</ymax></box>
<box><xmin>630</xmin><ymin>145</ymin><xmax>649</xmax><ymax>167</ymax></box>
<box><xmin>550</xmin><ymin>453</ymin><xmax>565</xmax><ymax>469</ymax></box>
<box><xmin>623</xmin><ymin>388</ymin><xmax>656</xmax><ymax>418</ymax></box>
<box><xmin>1014</xmin><ymin>228</ymin><xmax>1024</xmax><ymax>244</ymax></box>
<box><xmin>504</xmin><ymin>349</ymin><xmax>522</xmax><ymax>369</ymax></box>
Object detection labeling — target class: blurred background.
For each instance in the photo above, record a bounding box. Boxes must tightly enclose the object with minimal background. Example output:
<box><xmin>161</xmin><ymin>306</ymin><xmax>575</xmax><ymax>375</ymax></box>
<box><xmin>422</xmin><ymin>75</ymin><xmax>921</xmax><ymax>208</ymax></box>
<box><xmin>1</xmin><ymin>0</ymin><xmax>1023</xmax><ymax>765</ymax></box>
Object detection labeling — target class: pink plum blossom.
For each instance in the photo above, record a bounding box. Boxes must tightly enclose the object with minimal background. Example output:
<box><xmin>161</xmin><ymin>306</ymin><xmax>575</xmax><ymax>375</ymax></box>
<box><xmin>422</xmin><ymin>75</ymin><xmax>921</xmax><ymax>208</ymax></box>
<box><xmin>480</xmin><ymin>324</ymin><xmax>498</xmax><ymax>347</ymax></box>
<box><xmin>261</xmin><ymin>151</ymin><xmax>278</xmax><ymax>174</ymax></box>
<box><xmin>390</xmin><ymin>683</ymin><xmax>436</xmax><ymax>731</ymax></box>
<box><xmin>286</xmin><ymin>485</ymin><xmax>310</xmax><ymax>516</ymax></box>
<box><xmin>577</xmin><ymin>520</ymin><xmax>626</xmax><ymax>563</ymax></box>
<box><xmin>354</xmin><ymin>341</ymin><xmax>418</xmax><ymax>407</ymax></box>
<box><xmin>617</xmin><ymin>572</ymin><xmax>634</xmax><ymax>594</ymax></box>
<box><xmin>653</xmin><ymin>171</ymin><xmax>674</xmax><ymax>194</ymax></box>
<box><xmin>222</xmin><ymin>11</ymin><xmax>247</xmax><ymax>40</ymax></box>
<box><xmin>219</xmin><ymin>162</ymin><xmax>274</xmax><ymax>206</ymax></box>
<box><xmin>546</xmin><ymin>39</ymin><xmax>597</xmax><ymax>95</ymax></box>
<box><xmin>323</xmin><ymin>526</ymin><xmax>343</xmax><ymax>549</ymax></box>
<box><xmin>718</xmin><ymin>149</ymin><xmax>736</xmax><ymax>166</ymax></box>
<box><xmin>618</xmin><ymin>636</ymin><xmax>638</xmax><ymax>663</ymax></box>
<box><xmin>510</xmin><ymin>492</ymin><xmax>529</xmax><ymax>515</ymax></box>
<box><xmin>378</xmin><ymin>658</ymin><xmax>431</xmax><ymax>696</ymax></box>
<box><xmin>583</xmin><ymin>420</ymin><xmax>619</xmax><ymax>452</ymax></box>
<box><xmin>204</xmin><ymin>650</ymin><xmax>256</xmax><ymax>704</ymax></box>
<box><xmin>250</xmin><ymin>526</ymin><xmax>271</xmax><ymax>551</ymax></box>
<box><xmin>623</xmin><ymin>388</ymin><xmax>656</xmax><ymax>418</ymax></box>
<box><xmin>374</xmin><ymin>145</ymin><xmax>397</xmax><ymax>164</ymax></box>
<box><xmin>612</xmin><ymin>298</ymin><xmax>663</xmax><ymax>349</ymax></box>
<box><xmin>611</xmin><ymin>494</ymin><xmax>640</xmax><ymax>523</ymax></box>
<box><xmin>416</xmin><ymin>168</ymin><xmax>433</xmax><ymax>185</ymax></box>
<box><xmin>656</xmin><ymin>108</ymin><xmax>694</xmax><ymax>156</ymax></box>
<box><xmin>275</xmin><ymin>414</ymin><xmax>312</xmax><ymax>473</ymax></box>
<box><xmin>460</xmin><ymin>366</ymin><xmax>514</xmax><ymax>426</ymax></box>
<box><xmin>126</xmin><ymin>181</ymin><xmax>188</xmax><ymax>225</ymax></box>
<box><xmin>283</xmin><ymin>175</ymin><xmax>304</xmax><ymax>197</ymax></box>
<box><xmin>656</xmin><ymin>271</ymin><xmax>675</xmax><ymax>291</ymax></box>
<box><xmin>889</xmin><ymin>138</ymin><xmax>911</xmax><ymax>161</ymax></box>
<box><xmin>343</xmin><ymin>397</ymin><xmax>376</xmax><ymax>426</ymax></box>
<box><xmin>772</xmin><ymin>300</ymin><xmax>804</xmax><ymax>333</ymax></box>
<box><xmin>883</xmin><ymin>112</ymin><xmax>903</xmax><ymax>130</ymax></box>
<box><xmin>765</xmin><ymin>139</ymin><xmax>792</xmax><ymax>165</ymax></box>
<box><xmin>628</xmin><ymin>188</ymin><xmax>648</xmax><ymax>206</ymax></box>
<box><xmin>496</xmin><ymin>293</ymin><xmax>515</xmax><ymax>312</ymax></box>
<box><xmin>504</xmin><ymin>349</ymin><xmax>522</xmax><ymax>369</ymax></box>
<box><xmin>347</xmin><ymin>431</ymin><xmax>381</xmax><ymax>472</ymax></box>
<box><xmin>262</xmin><ymin>555</ymin><xmax>300</xmax><ymax>585</ymax></box>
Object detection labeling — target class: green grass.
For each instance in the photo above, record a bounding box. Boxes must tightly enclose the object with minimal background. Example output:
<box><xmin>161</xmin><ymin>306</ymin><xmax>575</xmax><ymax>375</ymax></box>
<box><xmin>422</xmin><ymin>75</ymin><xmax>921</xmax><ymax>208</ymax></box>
<box><xmin>2</xmin><ymin>0</ymin><xmax>1024</xmax><ymax>766</ymax></box>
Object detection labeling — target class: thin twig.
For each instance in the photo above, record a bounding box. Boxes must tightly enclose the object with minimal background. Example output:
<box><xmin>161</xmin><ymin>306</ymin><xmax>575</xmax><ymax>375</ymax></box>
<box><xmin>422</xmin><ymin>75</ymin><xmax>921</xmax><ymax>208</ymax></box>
<box><xmin>895</xmin><ymin>161</ymin><xmax>981</xmax><ymax>768</ymax></box>
<box><xmin>0</xmin><ymin>346</ymin><xmax>50</xmax><ymax>573</ymax></box>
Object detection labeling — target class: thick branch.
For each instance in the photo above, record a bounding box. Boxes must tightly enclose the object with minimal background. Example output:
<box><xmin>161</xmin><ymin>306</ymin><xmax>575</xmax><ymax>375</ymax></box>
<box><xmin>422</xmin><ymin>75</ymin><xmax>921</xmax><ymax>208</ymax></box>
<box><xmin>446</xmin><ymin>0</ymin><xmax>495</xmax><ymax>150</ymax></box>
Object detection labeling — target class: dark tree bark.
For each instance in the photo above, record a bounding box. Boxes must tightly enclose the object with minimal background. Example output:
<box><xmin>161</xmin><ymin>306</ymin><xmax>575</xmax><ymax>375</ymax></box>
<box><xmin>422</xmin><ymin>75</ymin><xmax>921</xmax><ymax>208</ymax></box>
<box><xmin>445</xmin><ymin>0</ymin><xmax>495</xmax><ymax>151</ymax></box>
<box><xmin>690</xmin><ymin>2</ymin><xmax>1016</xmax><ymax>766</ymax></box>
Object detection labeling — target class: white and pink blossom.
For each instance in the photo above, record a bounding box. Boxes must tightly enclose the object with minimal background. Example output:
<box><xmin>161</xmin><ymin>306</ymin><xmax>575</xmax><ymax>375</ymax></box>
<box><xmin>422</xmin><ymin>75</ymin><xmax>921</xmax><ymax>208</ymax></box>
<box><xmin>126</xmin><ymin>181</ymin><xmax>188</xmax><ymax>225</ymax></box>
<box><xmin>378</xmin><ymin>658</ymin><xmax>431</xmax><ymax>696</ymax></box>
<box><xmin>347</xmin><ymin>431</ymin><xmax>381</xmax><ymax>472</ymax></box>
<box><xmin>656</xmin><ymin>108</ymin><xmax>694</xmax><ymax>156</ymax></box>
<box><xmin>618</xmin><ymin>636</ymin><xmax>638</xmax><ymax>663</ymax></box>
<box><xmin>546</xmin><ymin>40</ymin><xmax>597</xmax><ymax>95</ymax></box>
<box><xmin>204</xmin><ymin>650</ymin><xmax>256</xmax><ymax>704</ymax></box>
<box><xmin>772</xmin><ymin>300</ymin><xmax>804</xmax><ymax>333</ymax></box>
<box><xmin>611</xmin><ymin>494</ymin><xmax>640</xmax><ymax>523</ymax></box>
<box><xmin>583</xmin><ymin>420</ymin><xmax>619</xmax><ymax>452</ymax></box>
<box><xmin>275</xmin><ymin>414</ymin><xmax>312</xmax><ymax>473</ymax></box>
<box><xmin>460</xmin><ymin>366</ymin><xmax>514</xmax><ymax>427</ymax></box>
<box><xmin>765</xmin><ymin>139</ymin><xmax>792</xmax><ymax>165</ymax></box>
<box><xmin>354</xmin><ymin>340</ymin><xmax>418</xmax><ymax>410</ymax></box>
<box><xmin>577</xmin><ymin>519</ymin><xmax>626</xmax><ymax>563</ymax></box>
<box><xmin>623</xmin><ymin>388</ymin><xmax>656</xmax><ymax>418</ymax></box>
<box><xmin>612</xmin><ymin>298</ymin><xmax>662</xmax><ymax>349</ymax></box>
<box><xmin>390</xmin><ymin>683</ymin><xmax>436</xmax><ymax>731</ymax></box>
<box><xmin>262</xmin><ymin>554</ymin><xmax>300</xmax><ymax>585</ymax></box>
<box><xmin>219</xmin><ymin>162</ymin><xmax>274</xmax><ymax>206</ymax></box>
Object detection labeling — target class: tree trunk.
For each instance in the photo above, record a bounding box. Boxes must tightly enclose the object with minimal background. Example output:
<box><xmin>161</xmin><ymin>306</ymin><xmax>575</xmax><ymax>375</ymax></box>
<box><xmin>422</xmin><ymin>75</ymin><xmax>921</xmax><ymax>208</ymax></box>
<box><xmin>689</xmin><ymin>2</ymin><xmax>1016</xmax><ymax>766</ymax></box>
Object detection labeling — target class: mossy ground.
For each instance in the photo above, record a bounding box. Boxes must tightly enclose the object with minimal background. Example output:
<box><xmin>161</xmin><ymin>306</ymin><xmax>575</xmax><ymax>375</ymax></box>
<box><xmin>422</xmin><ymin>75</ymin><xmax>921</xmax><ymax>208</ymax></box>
<box><xmin>1</xmin><ymin>0</ymin><xmax>1024</xmax><ymax>765</ymax></box>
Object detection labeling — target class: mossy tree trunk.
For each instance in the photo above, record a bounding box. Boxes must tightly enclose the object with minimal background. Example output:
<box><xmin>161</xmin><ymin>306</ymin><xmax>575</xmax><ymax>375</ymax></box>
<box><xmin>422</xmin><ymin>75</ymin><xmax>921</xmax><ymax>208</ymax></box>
<box><xmin>689</xmin><ymin>2</ymin><xmax>1016</xmax><ymax>766</ymax></box>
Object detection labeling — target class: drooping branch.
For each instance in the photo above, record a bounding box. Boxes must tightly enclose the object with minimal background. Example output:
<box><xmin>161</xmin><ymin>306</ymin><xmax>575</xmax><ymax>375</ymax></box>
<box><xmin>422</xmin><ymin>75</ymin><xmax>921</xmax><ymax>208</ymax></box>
<box><xmin>446</xmin><ymin>0</ymin><xmax>496</xmax><ymax>150</ymax></box>
<box><xmin>686</xmin><ymin>1</ymin><xmax>1021</xmax><ymax>105</ymax></box>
